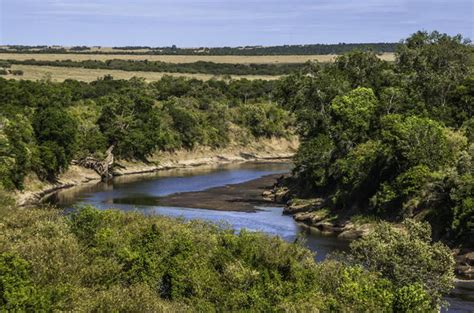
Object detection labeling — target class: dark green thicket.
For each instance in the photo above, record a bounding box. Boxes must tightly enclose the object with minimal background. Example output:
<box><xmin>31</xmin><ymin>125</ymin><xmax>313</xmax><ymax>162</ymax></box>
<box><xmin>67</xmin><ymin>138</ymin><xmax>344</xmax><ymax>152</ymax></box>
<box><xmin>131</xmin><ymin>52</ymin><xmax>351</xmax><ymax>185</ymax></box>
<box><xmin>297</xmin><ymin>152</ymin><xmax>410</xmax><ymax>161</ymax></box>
<box><xmin>0</xmin><ymin>75</ymin><xmax>290</xmax><ymax>187</ymax></box>
<box><xmin>276</xmin><ymin>31</ymin><xmax>474</xmax><ymax>244</ymax></box>
<box><xmin>0</xmin><ymin>206</ymin><xmax>453</xmax><ymax>311</ymax></box>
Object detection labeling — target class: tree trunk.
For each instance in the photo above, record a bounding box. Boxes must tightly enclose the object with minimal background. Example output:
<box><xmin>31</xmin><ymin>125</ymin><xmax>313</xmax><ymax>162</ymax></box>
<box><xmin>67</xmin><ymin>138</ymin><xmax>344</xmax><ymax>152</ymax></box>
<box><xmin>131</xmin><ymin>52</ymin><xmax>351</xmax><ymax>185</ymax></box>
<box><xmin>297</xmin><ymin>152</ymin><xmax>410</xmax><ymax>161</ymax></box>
<box><xmin>74</xmin><ymin>145</ymin><xmax>115</xmax><ymax>181</ymax></box>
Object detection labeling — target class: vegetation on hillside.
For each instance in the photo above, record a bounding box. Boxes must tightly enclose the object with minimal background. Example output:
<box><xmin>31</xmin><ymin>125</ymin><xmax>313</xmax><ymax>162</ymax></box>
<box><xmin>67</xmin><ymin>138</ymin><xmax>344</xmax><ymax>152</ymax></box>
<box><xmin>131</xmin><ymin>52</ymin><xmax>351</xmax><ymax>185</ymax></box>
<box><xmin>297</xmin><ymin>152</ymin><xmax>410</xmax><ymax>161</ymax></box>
<box><xmin>276</xmin><ymin>30</ymin><xmax>473</xmax><ymax>245</ymax></box>
<box><xmin>0</xmin><ymin>75</ymin><xmax>290</xmax><ymax>190</ymax></box>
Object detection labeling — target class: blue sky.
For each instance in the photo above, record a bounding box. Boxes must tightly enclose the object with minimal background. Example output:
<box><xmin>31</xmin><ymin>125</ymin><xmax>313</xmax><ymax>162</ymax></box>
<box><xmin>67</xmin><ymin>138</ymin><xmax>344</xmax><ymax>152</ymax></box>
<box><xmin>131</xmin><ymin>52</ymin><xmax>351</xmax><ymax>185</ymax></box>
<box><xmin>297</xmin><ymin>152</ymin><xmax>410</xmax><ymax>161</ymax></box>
<box><xmin>0</xmin><ymin>0</ymin><xmax>472</xmax><ymax>46</ymax></box>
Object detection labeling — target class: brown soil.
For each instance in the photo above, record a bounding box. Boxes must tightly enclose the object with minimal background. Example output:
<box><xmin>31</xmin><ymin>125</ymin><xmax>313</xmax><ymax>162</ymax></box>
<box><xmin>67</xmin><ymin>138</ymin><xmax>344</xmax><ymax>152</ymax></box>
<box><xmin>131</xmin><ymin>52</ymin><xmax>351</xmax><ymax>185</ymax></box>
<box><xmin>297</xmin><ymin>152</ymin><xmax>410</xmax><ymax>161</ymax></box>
<box><xmin>114</xmin><ymin>173</ymin><xmax>285</xmax><ymax>212</ymax></box>
<box><xmin>15</xmin><ymin>136</ymin><xmax>298</xmax><ymax>206</ymax></box>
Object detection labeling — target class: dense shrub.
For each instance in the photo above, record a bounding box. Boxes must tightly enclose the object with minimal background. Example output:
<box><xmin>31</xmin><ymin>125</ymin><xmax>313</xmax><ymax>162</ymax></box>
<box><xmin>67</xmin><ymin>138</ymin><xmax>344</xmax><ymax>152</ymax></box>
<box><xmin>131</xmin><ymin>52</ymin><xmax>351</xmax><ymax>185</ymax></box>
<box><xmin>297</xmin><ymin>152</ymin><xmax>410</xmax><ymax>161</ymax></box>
<box><xmin>0</xmin><ymin>206</ymin><xmax>453</xmax><ymax>311</ymax></box>
<box><xmin>32</xmin><ymin>106</ymin><xmax>78</xmax><ymax>180</ymax></box>
<box><xmin>0</xmin><ymin>74</ymin><xmax>291</xmax><ymax>187</ymax></box>
<box><xmin>278</xmin><ymin>31</ymin><xmax>473</xmax><ymax>242</ymax></box>
<box><xmin>235</xmin><ymin>102</ymin><xmax>291</xmax><ymax>138</ymax></box>
<box><xmin>349</xmin><ymin>220</ymin><xmax>455</xmax><ymax>308</ymax></box>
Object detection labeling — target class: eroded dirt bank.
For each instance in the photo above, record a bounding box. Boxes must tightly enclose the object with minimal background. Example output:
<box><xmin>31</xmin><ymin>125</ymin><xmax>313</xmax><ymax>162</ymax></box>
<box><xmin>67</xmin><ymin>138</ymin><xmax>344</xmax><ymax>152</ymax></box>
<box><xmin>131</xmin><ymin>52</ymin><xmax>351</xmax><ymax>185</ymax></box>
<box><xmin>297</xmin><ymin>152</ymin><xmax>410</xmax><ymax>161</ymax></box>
<box><xmin>15</xmin><ymin>137</ymin><xmax>298</xmax><ymax>206</ymax></box>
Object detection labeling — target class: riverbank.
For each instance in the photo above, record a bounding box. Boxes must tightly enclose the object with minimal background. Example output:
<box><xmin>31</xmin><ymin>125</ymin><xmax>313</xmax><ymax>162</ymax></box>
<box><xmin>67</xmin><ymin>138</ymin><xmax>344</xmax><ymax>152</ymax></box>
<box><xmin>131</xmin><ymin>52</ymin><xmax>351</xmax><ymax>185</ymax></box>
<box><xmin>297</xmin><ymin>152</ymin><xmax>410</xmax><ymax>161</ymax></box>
<box><xmin>15</xmin><ymin>137</ymin><xmax>298</xmax><ymax>206</ymax></box>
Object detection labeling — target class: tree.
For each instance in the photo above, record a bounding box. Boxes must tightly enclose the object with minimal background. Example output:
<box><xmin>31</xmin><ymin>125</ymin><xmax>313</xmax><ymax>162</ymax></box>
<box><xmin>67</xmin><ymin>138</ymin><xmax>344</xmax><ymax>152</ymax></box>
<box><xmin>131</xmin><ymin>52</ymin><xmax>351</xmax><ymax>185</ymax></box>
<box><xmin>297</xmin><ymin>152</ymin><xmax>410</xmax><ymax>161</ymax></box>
<box><xmin>163</xmin><ymin>98</ymin><xmax>204</xmax><ymax>149</ymax></box>
<box><xmin>33</xmin><ymin>106</ymin><xmax>78</xmax><ymax>180</ymax></box>
<box><xmin>380</xmin><ymin>115</ymin><xmax>460</xmax><ymax>170</ymax></box>
<box><xmin>67</xmin><ymin>100</ymin><xmax>107</xmax><ymax>159</ymax></box>
<box><xmin>448</xmin><ymin>173</ymin><xmax>474</xmax><ymax>243</ymax></box>
<box><xmin>2</xmin><ymin>115</ymin><xmax>36</xmax><ymax>189</ymax></box>
<box><xmin>294</xmin><ymin>134</ymin><xmax>334</xmax><ymax>188</ymax></box>
<box><xmin>98</xmin><ymin>94</ymin><xmax>166</xmax><ymax>159</ymax></box>
<box><xmin>350</xmin><ymin>220</ymin><xmax>455</xmax><ymax>310</ymax></box>
<box><xmin>335</xmin><ymin>50</ymin><xmax>390</xmax><ymax>91</ymax></box>
<box><xmin>330</xmin><ymin>87</ymin><xmax>378</xmax><ymax>149</ymax></box>
<box><xmin>397</xmin><ymin>31</ymin><xmax>472</xmax><ymax>121</ymax></box>
<box><xmin>235</xmin><ymin>102</ymin><xmax>289</xmax><ymax>138</ymax></box>
<box><xmin>0</xmin><ymin>253</ymin><xmax>36</xmax><ymax>310</ymax></box>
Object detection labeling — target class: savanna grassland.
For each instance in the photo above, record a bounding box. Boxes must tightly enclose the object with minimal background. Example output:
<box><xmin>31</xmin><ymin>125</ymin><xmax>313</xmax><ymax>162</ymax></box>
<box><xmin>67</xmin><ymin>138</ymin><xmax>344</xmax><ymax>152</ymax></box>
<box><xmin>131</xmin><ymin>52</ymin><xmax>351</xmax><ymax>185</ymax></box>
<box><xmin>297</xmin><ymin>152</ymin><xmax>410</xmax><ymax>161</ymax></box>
<box><xmin>0</xmin><ymin>52</ymin><xmax>395</xmax><ymax>63</ymax></box>
<box><xmin>2</xmin><ymin>64</ymin><xmax>280</xmax><ymax>82</ymax></box>
<box><xmin>0</xmin><ymin>52</ymin><xmax>395</xmax><ymax>83</ymax></box>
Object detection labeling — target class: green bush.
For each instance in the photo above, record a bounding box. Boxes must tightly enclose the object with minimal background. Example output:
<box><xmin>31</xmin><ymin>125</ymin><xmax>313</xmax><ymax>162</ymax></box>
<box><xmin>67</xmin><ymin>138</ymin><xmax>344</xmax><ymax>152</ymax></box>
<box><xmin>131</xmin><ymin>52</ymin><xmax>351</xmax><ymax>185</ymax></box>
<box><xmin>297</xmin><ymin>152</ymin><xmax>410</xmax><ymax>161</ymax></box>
<box><xmin>33</xmin><ymin>106</ymin><xmax>78</xmax><ymax>180</ymax></box>
<box><xmin>98</xmin><ymin>94</ymin><xmax>169</xmax><ymax>159</ymax></box>
<box><xmin>235</xmin><ymin>102</ymin><xmax>290</xmax><ymax>138</ymax></box>
<box><xmin>0</xmin><ymin>253</ymin><xmax>36</xmax><ymax>310</ymax></box>
<box><xmin>0</xmin><ymin>206</ymin><xmax>450</xmax><ymax>311</ymax></box>
<box><xmin>349</xmin><ymin>219</ymin><xmax>455</xmax><ymax>309</ymax></box>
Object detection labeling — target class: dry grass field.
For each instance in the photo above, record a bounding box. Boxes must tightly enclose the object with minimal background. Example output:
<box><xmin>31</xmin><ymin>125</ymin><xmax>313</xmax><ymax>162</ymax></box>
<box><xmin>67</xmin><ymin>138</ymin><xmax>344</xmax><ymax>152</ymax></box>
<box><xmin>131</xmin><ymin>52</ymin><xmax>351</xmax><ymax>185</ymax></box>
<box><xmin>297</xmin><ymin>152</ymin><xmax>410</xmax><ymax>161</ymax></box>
<box><xmin>0</xmin><ymin>52</ymin><xmax>396</xmax><ymax>82</ymax></box>
<box><xmin>2</xmin><ymin>64</ymin><xmax>280</xmax><ymax>82</ymax></box>
<box><xmin>0</xmin><ymin>52</ymin><xmax>395</xmax><ymax>64</ymax></box>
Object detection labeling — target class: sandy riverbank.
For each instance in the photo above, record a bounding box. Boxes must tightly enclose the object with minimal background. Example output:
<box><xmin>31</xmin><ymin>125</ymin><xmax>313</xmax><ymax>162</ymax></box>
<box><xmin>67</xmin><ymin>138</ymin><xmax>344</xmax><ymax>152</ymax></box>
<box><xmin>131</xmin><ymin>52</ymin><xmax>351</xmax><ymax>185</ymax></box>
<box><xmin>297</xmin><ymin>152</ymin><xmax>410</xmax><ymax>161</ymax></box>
<box><xmin>115</xmin><ymin>173</ymin><xmax>284</xmax><ymax>212</ymax></box>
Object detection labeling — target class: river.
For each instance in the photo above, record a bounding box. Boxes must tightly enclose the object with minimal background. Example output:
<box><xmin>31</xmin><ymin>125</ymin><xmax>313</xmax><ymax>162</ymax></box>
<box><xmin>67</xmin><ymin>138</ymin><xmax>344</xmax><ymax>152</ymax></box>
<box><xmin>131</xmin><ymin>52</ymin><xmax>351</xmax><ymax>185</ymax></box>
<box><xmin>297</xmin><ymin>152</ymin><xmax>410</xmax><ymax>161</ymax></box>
<box><xmin>45</xmin><ymin>161</ymin><xmax>473</xmax><ymax>312</ymax></box>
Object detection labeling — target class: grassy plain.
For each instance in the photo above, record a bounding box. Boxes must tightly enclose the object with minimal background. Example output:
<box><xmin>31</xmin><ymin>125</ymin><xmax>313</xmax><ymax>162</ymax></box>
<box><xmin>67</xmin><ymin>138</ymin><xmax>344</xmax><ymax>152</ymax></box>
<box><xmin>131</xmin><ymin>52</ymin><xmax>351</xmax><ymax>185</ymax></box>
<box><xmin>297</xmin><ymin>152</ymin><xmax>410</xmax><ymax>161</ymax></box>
<box><xmin>2</xmin><ymin>64</ymin><xmax>280</xmax><ymax>82</ymax></box>
<box><xmin>0</xmin><ymin>52</ymin><xmax>395</xmax><ymax>64</ymax></box>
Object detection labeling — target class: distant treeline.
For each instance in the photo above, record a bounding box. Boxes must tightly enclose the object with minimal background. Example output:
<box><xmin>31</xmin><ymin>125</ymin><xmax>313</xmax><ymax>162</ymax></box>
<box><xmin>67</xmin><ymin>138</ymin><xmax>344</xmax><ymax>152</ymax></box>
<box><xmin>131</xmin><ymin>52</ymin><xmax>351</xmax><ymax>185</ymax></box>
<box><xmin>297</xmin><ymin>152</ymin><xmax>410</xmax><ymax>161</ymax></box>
<box><xmin>0</xmin><ymin>42</ymin><xmax>399</xmax><ymax>55</ymax></box>
<box><xmin>6</xmin><ymin>59</ymin><xmax>307</xmax><ymax>76</ymax></box>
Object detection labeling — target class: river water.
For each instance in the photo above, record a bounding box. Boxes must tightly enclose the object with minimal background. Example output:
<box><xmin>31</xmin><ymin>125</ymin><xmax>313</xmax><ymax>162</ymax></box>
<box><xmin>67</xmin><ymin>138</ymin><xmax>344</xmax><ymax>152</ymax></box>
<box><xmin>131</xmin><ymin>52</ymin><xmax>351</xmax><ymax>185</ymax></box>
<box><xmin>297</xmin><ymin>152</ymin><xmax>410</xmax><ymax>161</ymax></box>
<box><xmin>46</xmin><ymin>162</ymin><xmax>348</xmax><ymax>261</ymax></box>
<box><xmin>45</xmin><ymin>161</ymin><xmax>473</xmax><ymax>312</ymax></box>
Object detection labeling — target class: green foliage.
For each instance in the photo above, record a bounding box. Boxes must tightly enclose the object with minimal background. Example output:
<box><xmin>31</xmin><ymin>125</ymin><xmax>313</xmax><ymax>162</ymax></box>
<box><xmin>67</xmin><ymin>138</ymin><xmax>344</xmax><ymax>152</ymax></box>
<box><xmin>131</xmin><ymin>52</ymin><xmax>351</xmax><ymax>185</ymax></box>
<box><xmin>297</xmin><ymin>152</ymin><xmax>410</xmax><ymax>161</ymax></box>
<box><xmin>97</xmin><ymin>94</ymin><xmax>167</xmax><ymax>159</ymax></box>
<box><xmin>332</xmin><ymin>140</ymin><xmax>388</xmax><ymax>208</ymax></box>
<box><xmin>0</xmin><ymin>205</ymin><xmax>450</xmax><ymax>312</ymax></box>
<box><xmin>32</xmin><ymin>106</ymin><xmax>78</xmax><ymax>180</ymax></box>
<box><xmin>279</xmin><ymin>31</ymin><xmax>473</xmax><ymax>242</ymax></box>
<box><xmin>2</xmin><ymin>42</ymin><xmax>399</xmax><ymax>55</ymax></box>
<box><xmin>67</xmin><ymin>101</ymin><xmax>107</xmax><ymax>158</ymax></box>
<box><xmin>294</xmin><ymin>134</ymin><xmax>334</xmax><ymax>188</ymax></box>
<box><xmin>449</xmin><ymin>76</ymin><xmax>474</xmax><ymax>126</ymax></box>
<box><xmin>350</xmin><ymin>220</ymin><xmax>455</xmax><ymax>309</ymax></box>
<box><xmin>335</xmin><ymin>50</ymin><xmax>390</xmax><ymax>90</ymax></box>
<box><xmin>449</xmin><ymin>173</ymin><xmax>474</xmax><ymax>242</ymax></box>
<box><xmin>235</xmin><ymin>102</ymin><xmax>290</xmax><ymax>138</ymax></box>
<box><xmin>8</xmin><ymin>58</ymin><xmax>305</xmax><ymax>76</ymax></box>
<box><xmin>397</xmin><ymin>31</ymin><xmax>472</xmax><ymax>120</ymax></box>
<box><xmin>333</xmin><ymin>265</ymin><xmax>394</xmax><ymax>311</ymax></box>
<box><xmin>0</xmin><ymin>73</ymin><xmax>290</xmax><ymax>185</ymax></box>
<box><xmin>393</xmin><ymin>283</ymin><xmax>433</xmax><ymax>312</ymax></box>
<box><xmin>163</xmin><ymin>98</ymin><xmax>206</xmax><ymax>149</ymax></box>
<box><xmin>331</xmin><ymin>87</ymin><xmax>378</xmax><ymax>146</ymax></box>
<box><xmin>381</xmin><ymin>115</ymin><xmax>457</xmax><ymax>170</ymax></box>
<box><xmin>0</xmin><ymin>253</ymin><xmax>35</xmax><ymax>310</ymax></box>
